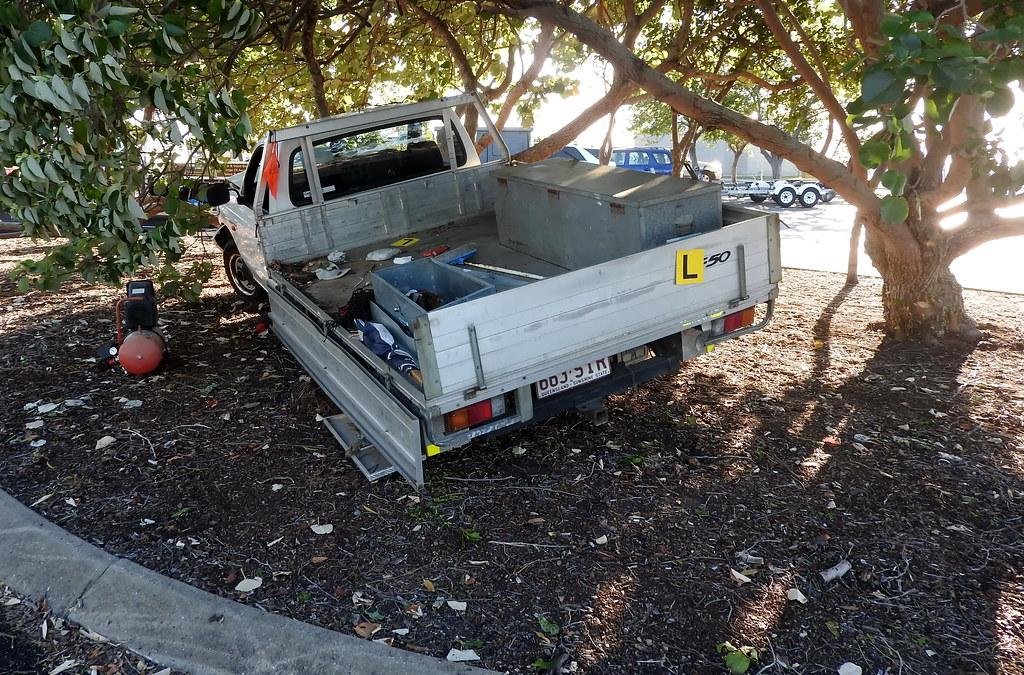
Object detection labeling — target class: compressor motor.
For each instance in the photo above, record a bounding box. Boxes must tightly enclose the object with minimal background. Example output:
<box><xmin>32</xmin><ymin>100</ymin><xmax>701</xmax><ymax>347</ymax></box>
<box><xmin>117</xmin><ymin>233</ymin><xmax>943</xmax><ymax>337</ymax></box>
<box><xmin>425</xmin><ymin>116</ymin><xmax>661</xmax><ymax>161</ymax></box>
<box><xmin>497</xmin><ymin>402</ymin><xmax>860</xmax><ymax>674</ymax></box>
<box><xmin>96</xmin><ymin>280</ymin><xmax>167</xmax><ymax>375</ymax></box>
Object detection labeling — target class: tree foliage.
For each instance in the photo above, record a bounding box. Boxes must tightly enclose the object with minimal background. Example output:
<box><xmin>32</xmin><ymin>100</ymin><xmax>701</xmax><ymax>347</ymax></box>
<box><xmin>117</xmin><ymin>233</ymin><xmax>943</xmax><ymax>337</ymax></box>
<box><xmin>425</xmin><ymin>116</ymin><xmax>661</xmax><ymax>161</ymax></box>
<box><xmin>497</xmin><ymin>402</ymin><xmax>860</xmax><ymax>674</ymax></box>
<box><xmin>0</xmin><ymin>0</ymin><xmax>259</xmax><ymax>297</ymax></box>
<box><xmin>496</xmin><ymin>0</ymin><xmax>1024</xmax><ymax>339</ymax></box>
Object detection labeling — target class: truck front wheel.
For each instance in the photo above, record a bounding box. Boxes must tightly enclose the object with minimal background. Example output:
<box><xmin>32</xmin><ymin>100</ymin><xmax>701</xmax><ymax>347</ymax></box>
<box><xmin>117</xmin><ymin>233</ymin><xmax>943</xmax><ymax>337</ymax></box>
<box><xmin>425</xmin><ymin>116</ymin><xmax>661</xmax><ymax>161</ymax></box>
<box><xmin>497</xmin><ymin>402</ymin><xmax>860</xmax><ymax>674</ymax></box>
<box><xmin>223</xmin><ymin>243</ymin><xmax>266</xmax><ymax>303</ymax></box>
<box><xmin>773</xmin><ymin>187</ymin><xmax>796</xmax><ymax>208</ymax></box>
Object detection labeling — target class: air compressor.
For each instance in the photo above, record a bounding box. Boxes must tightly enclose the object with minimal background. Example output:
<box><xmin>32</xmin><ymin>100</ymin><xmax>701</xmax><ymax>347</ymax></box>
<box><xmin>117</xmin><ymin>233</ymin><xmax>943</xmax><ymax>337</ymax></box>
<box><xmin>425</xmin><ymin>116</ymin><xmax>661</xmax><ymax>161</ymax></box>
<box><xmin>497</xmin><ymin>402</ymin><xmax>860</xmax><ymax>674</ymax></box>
<box><xmin>96</xmin><ymin>280</ymin><xmax>166</xmax><ymax>376</ymax></box>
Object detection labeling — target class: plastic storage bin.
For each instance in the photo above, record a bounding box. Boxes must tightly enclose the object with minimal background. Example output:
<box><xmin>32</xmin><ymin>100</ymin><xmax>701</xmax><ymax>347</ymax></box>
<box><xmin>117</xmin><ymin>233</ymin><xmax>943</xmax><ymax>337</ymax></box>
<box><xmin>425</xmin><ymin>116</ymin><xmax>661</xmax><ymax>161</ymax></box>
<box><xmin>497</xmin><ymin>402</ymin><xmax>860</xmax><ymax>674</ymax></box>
<box><xmin>372</xmin><ymin>258</ymin><xmax>495</xmax><ymax>328</ymax></box>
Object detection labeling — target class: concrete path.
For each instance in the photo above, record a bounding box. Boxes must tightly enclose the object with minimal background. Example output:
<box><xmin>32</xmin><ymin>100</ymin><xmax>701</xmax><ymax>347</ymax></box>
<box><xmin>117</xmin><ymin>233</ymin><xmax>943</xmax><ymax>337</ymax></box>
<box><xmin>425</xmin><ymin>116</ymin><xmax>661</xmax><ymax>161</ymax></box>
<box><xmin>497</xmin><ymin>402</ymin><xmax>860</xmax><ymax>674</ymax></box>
<box><xmin>0</xmin><ymin>489</ymin><xmax>489</xmax><ymax>675</ymax></box>
<box><xmin>732</xmin><ymin>197</ymin><xmax>1024</xmax><ymax>295</ymax></box>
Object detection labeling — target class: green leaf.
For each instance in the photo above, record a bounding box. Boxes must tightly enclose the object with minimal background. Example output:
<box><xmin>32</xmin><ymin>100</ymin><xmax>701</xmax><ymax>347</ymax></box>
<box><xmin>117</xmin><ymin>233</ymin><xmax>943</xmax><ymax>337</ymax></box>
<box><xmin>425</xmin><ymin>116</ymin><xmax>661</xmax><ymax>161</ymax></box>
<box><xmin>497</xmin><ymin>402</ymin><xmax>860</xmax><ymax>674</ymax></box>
<box><xmin>530</xmin><ymin>659</ymin><xmax>552</xmax><ymax>670</ymax></box>
<box><xmin>858</xmin><ymin>139</ymin><xmax>891</xmax><ymax>169</ymax></box>
<box><xmin>986</xmin><ymin>86</ymin><xmax>1014</xmax><ymax>117</ymax></box>
<box><xmin>881</xmin><ymin>169</ymin><xmax>907</xmax><ymax>196</ymax></box>
<box><xmin>106</xmin><ymin>19</ymin><xmax>128</xmax><ymax>38</ymax></box>
<box><xmin>724</xmin><ymin>650</ymin><xmax>751</xmax><ymax>674</ymax></box>
<box><xmin>861</xmin><ymin>70</ymin><xmax>904</xmax><ymax>106</ymax></box>
<box><xmin>881</xmin><ymin>195</ymin><xmax>909</xmax><ymax>224</ymax></box>
<box><xmin>71</xmin><ymin>73</ymin><xmax>90</xmax><ymax>103</ymax></box>
<box><xmin>923</xmin><ymin>98</ymin><xmax>940</xmax><ymax>122</ymax></box>
<box><xmin>107</xmin><ymin>5</ymin><xmax>139</xmax><ymax>16</ymax></box>
<box><xmin>537</xmin><ymin>616</ymin><xmax>560</xmax><ymax>636</ymax></box>
<box><xmin>23</xmin><ymin>21</ymin><xmax>53</xmax><ymax>48</ymax></box>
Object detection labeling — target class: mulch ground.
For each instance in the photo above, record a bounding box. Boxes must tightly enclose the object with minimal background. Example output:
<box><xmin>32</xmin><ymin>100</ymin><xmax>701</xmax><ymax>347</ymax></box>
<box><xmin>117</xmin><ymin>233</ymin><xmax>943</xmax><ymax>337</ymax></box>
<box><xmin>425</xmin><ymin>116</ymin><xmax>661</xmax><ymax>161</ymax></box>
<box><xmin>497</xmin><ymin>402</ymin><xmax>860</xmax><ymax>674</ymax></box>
<box><xmin>1</xmin><ymin>235</ymin><xmax>1022</xmax><ymax>674</ymax></box>
<box><xmin>0</xmin><ymin>586</ymin><xmax>176</xmax><ymax>674</ymax></box>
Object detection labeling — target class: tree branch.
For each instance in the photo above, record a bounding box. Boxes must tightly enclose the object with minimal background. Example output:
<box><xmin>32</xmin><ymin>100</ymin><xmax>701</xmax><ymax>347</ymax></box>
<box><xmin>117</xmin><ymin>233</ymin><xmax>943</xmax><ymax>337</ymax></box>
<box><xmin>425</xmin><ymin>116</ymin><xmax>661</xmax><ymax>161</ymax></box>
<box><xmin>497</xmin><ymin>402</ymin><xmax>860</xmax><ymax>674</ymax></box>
<box><xmin>755</xmin><ymin>0</ymin><xmax>863</xmax><ymax>174</ymax></box>
<box><xmin>496</xmin><ymin>0</ymin><xmax>880</xmax><ymax>213</ymax></box>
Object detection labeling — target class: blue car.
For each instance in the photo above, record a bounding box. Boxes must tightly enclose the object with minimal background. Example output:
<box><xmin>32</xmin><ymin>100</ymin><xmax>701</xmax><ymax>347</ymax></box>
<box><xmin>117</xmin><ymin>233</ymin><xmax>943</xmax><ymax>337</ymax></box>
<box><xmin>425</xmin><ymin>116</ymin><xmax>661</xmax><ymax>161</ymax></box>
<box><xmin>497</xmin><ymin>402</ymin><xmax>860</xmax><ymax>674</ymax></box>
<box><xmin>611</xmin><ymin>147</ymin><xmax>673</xmax><ymax>174</ymax></box>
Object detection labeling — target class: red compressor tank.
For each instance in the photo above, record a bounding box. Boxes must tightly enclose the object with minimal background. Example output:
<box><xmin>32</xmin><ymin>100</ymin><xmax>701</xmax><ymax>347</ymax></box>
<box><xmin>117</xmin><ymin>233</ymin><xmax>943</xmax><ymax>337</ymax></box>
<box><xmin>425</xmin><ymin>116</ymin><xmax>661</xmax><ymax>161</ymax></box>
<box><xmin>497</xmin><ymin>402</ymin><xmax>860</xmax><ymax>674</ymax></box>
<box><xmin>119</xmin><ymin>329</ymin><xmax>165</xmax><ymax>376</ymax></box>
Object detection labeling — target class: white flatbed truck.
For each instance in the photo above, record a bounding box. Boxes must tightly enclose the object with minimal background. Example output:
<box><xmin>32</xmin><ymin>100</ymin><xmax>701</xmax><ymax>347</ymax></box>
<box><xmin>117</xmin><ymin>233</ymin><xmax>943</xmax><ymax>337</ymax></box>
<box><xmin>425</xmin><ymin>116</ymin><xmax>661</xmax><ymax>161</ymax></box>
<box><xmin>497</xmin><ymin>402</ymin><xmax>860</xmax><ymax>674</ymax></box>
<box><xmin>209</xmin><ymin>94</ymin><xmax>781</xmax><ymax>489</ymax></box>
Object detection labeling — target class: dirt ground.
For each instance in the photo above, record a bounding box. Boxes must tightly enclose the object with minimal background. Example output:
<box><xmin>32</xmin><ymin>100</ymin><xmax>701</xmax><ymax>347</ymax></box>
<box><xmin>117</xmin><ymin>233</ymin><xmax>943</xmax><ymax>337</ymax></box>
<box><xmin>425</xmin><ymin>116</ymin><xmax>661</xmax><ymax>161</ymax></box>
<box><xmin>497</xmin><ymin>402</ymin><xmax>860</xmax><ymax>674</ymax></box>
<box><xmin>0</xmin><ymin>585</ymin><xmax>175</xmax><ymax>674</ymax></box>
<box><xmin>1</xmin><ymin>235</ymin><xmax>1022</xmax><ymax>674</ymax></box>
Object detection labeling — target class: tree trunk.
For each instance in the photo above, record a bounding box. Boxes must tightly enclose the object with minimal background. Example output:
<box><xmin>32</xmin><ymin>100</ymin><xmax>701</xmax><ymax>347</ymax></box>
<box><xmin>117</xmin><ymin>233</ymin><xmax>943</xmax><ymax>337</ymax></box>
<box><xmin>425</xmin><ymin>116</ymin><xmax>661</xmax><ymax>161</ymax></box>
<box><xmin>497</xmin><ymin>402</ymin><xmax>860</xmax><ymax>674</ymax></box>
<box><xmin>846</xmin><ymin>220</ymin><xmax>862</xmax><ymax>286</ymax></box>
<box><xmin>729</xmin><ymin>144</ymin><xmax>746</xmax><ymax>183</ymax></box>
<box><xmin>862</xmin><ymin>214</ymin><xmax>974</xmax><ymax>340</ymax></box>
<box><xmin>301</xmin><ymin>0</ymin><xmax>331</xmax><ymax>117</ymax></box>
<box><xmin>760</xmin><ymin>149</ymin><xmax>783</xmax><ymax>179</ymax></box>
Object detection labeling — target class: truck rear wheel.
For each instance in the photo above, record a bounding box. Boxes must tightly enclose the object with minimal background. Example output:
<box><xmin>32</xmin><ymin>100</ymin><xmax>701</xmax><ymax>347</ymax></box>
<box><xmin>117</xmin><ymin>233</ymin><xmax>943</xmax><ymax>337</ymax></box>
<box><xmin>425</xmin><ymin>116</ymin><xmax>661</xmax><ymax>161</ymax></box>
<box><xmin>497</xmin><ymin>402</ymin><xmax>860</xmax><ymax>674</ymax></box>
<box><xmin>223</xmin><ymin>243</ymin><xmax>266</xmax><ymax>304</ymax></box>
<box><xmin>798</xmin><ymin>188</ymin><xmax>820</xmax><ymax>208</ymax></box>
<box><xmin>750</xmin><ymin>195</ymin><xmax>767</xmax><ymax>203</ymax></box>
<box><xmin>774</xmin><ymin>187</ymin><xmax>796</xmax><ymax>208</ymax></box>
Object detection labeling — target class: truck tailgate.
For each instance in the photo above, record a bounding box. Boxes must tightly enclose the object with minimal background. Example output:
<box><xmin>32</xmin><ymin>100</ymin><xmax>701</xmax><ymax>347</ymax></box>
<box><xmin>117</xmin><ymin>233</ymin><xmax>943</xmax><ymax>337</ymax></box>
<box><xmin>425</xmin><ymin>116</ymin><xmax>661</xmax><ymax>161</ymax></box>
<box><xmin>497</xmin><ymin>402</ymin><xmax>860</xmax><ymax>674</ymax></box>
<box><xmin>422</xmin><ymin>212</ymin><xmax>780</xmax><ymax>398</ymax></box>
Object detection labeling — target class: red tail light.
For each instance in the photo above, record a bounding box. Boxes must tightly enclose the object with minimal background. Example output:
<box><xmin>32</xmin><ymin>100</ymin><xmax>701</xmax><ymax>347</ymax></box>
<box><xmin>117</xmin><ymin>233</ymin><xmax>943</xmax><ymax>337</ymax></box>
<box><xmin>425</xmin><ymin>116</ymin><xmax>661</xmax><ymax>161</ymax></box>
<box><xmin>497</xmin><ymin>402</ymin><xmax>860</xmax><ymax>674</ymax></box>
<box><xmin>444</xmin><ymin>396</ymin><xmax>507</xmax><ymax>433</ymax></box>
<box><xmin>724</xmin><ymin>307</ymin><xmax>755</xmax><ymax>332</ymax></box>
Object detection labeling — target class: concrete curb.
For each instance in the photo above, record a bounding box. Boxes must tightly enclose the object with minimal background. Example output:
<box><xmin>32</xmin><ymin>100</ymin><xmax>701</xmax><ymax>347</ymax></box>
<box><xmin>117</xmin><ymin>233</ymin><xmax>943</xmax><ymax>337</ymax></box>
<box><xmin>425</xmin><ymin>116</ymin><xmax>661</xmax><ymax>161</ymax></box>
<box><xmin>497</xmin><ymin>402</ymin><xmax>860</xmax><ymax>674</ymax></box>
<box><xmin>0</xmin><ymin>490</ymin><xmax>492</xmax><ymax>674</ymax></box>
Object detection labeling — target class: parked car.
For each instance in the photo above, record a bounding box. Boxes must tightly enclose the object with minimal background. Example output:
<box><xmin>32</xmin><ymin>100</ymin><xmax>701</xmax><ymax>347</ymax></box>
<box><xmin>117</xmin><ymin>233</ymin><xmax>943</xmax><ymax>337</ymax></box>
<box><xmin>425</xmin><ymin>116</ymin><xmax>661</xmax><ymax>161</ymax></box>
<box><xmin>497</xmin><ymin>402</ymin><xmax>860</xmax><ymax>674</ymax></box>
<box><xmin>611</xmin><ymin>146</ymin><xmax>673</xmax><ymax>174</ymax></box>
<box><xmin>551</xmin><ymin>144</ymin><xmax>602</xmax><ymax>163</ymax></box>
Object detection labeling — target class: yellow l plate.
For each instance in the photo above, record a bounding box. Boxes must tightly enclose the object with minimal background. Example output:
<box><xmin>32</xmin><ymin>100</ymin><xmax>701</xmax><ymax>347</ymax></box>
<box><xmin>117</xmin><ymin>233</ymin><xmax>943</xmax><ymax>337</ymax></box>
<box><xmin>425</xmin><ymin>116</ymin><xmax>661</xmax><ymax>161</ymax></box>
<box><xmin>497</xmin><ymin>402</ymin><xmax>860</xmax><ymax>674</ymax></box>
<box><xmin>675</xmin><ymin>249</ymin><xmax>705</xmax><ymax>284</ymax></box>
<box><xmin>391</xmin><ymin>237</ymin><xmax>420</xmax><ymax>247</ymax></box>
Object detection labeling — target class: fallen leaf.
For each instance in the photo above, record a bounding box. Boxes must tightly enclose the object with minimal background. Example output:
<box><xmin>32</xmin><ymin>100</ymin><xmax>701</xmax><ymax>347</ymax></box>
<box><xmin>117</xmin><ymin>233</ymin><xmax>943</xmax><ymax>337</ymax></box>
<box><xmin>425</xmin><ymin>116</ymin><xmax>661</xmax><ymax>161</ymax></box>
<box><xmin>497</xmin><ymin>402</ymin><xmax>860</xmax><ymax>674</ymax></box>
<box><xmin>234</xmin><ymin>577</ymin><xmax>263</xmax><ymax>593</ymax></box>
<box><xmin>4</xmin><ymin>598</ymin><xmax>21</xmax><ymax>606</ymax></box>
<box><xmin>511</xmin><ymin>446</ymin><xmax>526</xmax><ymax>456</ymax></box>
<box><xmin>446</xmin><ymin>648</ymin><xmax>480</xmax><ymax>662</ymax></box>
<box><xmin>37</xmin><ymin>403</ymin><xmax>59</xmax><ymax>414</ymax></box>
<box><xmin>48</xmin><ymin>660</ymin><xmax>77</xmax><ymax>675</ymax></box>
<box><xmin>447</xmin><ymin>600</ymin><xmax>467</xmax><ymax>611</ymax></box>
<box><xmin>929</xmin><ymin>408</ymin><xmax>947</xmax><ymax>418</ymax></box>
<box><xmin>422</xmin><ymin>579</ymin><xmax>435</xmax><ymax>592</ymax></box>
<box><xmin>270</xmin><ymin>483</ymin><xmax>283</xmax><ymax>492</ymax></box>
<box><xmin>25</xmin><ymin>420</ymin><xmax>43</xmax><ymax>429</ymax></box>
<box><xmin>393</xmin><ymin>628</ymin><xmax>410</xmax><ymax>635</ymax></box>
<box><xmin>95</xmin><ymin>435</ymin><xmax>116</xmax><ymax>451</ymax></box>
<box><xmin>30</xmin><ymin>493</ymin><xmax>54</xmax><ymax>507</ymax></box>
<box><xmin>123</xmin><ymin>399</ymin><xmax>143</xmax><ymax>409</ymax></box>
<box><xmin>787</xmin><ymin>588</ymin><xmax>808</xmax><ymax>604</ymax></box>
<box><xmin>594</xmin><ymin>534</ymin><xmax>608</xmax><ymax>545</ymax></box>
<box><xmin>311</xmin><ymin>556</ymin><xmax>328</xmax><ymax>564</ymax></box>
<box><xmin>30</xmin><ymin>439</ymin><xmax>46</xmax><ymax>448</ymax></box>
<box><xmin>730</xmin><ymin>568</ymin><xmax>753</xmax><ymax>585</ymax></box>
<box><xmin>354</xmin><ymin>621</ymin><xmax>380</xmax><ymax>638</ymax></box>
<box><xmin>822</xmin><ymin>435</ymin><xmax>841</xmax><ymax>446</ymax></box>
<box><xmin>64</xmin><ymin>399</ymin><xmax>85</xmax><ymax>407</ymax></box>
<box><xmin>819</xmin><ymin>560</ymin><xmax>852</xmax><ymax>583</ymax></box>
<box><xmin>838</xmin><ymin>663</ymin><xmax>862</xmax><ymax>675</ymax></box>
<box><xmin>310</xmin><ymin>523</ymin><xmax>334</xmax><ymax>535</ymax></box>
<box><xmin>826</xmin><ymin>620</ymin><xmax>840</xmax><ymax>637</ymax></box>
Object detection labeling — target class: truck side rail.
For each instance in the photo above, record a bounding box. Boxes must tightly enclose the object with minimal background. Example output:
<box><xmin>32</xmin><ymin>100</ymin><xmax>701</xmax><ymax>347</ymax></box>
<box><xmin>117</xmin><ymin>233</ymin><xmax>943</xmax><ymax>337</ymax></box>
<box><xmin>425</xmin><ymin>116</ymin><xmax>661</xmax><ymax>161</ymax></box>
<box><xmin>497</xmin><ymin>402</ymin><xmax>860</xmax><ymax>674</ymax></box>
<box><xmin>419</xmin><ymin>213</ymin><xmax>780</xmax><ymax>405</ymax></box>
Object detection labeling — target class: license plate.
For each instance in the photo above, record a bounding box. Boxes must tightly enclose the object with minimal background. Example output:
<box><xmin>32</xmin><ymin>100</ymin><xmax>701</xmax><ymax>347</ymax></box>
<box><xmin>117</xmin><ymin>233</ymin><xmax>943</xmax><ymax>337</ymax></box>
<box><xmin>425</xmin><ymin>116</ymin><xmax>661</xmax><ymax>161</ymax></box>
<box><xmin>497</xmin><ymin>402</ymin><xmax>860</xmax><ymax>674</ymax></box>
<box><xmin>535</xmin><ymin>357</ymin><xmax>611</xmax><ymax>399</ymax></box>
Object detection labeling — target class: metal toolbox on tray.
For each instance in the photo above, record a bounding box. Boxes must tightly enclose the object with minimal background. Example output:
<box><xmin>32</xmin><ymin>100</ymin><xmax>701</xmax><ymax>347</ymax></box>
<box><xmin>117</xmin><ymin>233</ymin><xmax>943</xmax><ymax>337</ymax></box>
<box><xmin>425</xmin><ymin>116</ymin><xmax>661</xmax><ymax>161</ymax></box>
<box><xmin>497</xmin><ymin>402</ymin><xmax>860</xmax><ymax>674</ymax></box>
<box><xmin>371</xmin><ymin>258</ymin><xmax>495</xmax><ymax>328</ymax></box>
<box><xmin>493</xmin><ymin>159</ymin><xmax>722</xmax><ymax>269</ymax></box>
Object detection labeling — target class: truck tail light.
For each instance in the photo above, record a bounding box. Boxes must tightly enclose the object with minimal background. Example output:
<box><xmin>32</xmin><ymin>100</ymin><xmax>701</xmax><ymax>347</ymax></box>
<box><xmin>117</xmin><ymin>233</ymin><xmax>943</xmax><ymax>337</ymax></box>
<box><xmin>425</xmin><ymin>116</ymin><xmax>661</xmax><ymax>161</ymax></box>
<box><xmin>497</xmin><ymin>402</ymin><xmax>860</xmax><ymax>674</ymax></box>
<box><xmin>724</xmin><ymin>307</ymin><xmax>755</xmax><ymax>332</ymax></box>
<box><xmin>444</xmin><ymin>395</ymin><xmax>507</xmax><ymax>433</ymax></box>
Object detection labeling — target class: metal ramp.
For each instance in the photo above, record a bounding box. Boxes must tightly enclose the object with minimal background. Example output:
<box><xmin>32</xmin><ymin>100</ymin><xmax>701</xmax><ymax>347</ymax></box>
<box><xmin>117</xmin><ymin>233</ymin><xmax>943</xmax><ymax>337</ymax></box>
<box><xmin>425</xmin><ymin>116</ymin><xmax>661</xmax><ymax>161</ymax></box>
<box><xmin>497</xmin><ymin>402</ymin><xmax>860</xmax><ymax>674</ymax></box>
<box><xmin>322</xmin><ymin>413</ymin><xmax>397</xmax><ymax>482</ymax></box>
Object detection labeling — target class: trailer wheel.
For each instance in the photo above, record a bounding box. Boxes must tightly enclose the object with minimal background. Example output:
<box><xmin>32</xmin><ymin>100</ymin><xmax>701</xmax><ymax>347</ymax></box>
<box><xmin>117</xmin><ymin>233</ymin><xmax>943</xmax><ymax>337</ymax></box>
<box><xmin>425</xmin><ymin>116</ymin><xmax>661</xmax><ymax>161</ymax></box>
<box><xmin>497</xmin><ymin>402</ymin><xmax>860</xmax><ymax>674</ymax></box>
<box><xmin>798</xmin><ymin>188</ymin><xmax>820</xmax><ymax>208</ymax></box>
<box><xmin>774</xmin><ymin>187</ymin><xmax>796</xmax><ymax>208</ymax></box>
<box><xmin>822</xmin><ymin>192</ymin><xmax>836</xmax><ymax>203</ymax></box>
<box><xmin>750</xmin><ymin>195</ymin><xmax>768</xmax><ymax>203</ymax></box>
<box><xmin>224</xmin><ymin>243</ymin><xmax>266</xmax><ymax>304</ymax></box>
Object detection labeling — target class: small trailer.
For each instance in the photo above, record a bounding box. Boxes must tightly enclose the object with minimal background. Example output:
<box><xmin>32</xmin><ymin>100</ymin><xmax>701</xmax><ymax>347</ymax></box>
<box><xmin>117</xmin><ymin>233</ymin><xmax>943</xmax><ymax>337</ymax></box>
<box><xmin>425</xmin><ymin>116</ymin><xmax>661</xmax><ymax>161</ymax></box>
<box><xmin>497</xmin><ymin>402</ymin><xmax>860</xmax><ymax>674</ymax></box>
<box><xmin>209</xmin><ymin>94</ymin><xmax>781</xmax><ymax>489</ymax></box>
<box><xmin>721</xmin><ymin>179</ymin><xmax>836</xmax><ymax>208</ymax></box>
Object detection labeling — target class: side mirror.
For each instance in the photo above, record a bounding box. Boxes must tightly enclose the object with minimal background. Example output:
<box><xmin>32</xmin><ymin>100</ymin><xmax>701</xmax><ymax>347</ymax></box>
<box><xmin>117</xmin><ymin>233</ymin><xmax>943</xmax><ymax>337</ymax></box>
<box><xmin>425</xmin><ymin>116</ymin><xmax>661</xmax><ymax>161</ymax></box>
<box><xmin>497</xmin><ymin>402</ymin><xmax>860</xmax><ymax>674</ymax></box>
<box><xmin>195</xmin><ymin>181</ymin><xmax>231</xmax><ymax>207</ymax></box>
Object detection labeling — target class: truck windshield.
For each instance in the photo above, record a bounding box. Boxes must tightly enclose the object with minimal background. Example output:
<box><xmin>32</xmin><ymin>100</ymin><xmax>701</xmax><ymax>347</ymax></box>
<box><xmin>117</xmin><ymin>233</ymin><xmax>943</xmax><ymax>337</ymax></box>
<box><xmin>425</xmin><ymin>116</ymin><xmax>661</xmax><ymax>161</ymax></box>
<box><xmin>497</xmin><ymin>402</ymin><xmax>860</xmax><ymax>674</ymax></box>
<box><xmin>289</xmin><ymin>116</ymin><xmax>467</xmax><ymax>206</ymax></box>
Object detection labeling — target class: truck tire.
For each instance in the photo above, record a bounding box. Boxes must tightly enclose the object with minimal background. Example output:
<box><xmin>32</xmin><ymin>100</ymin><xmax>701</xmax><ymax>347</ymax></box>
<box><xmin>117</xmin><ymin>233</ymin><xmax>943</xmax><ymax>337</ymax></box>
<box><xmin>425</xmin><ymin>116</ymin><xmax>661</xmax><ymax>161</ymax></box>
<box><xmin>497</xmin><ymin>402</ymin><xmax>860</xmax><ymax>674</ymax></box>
<box><xmin>750</xmin><ymin>195</ymin><xmax>768</xmax><ymax>203</ymax></box>
<box><xmin>822</xmin><ymin>192</ymin><xmax>835</xmax><ymax>203</ymax></box>
<box><xmin>774</xmin><ymin>187</ymin><xmax>796</xmax><ymax>208</ymax></box>
<box><xmin>798</xmin><ymin>188</ymin><xmax>820</xmax><ymax>208</ymax></box>
<box><xmin>223</xmin><ymin>243</ymin><xmax>266</xmax><ymax>304</ymax></box>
